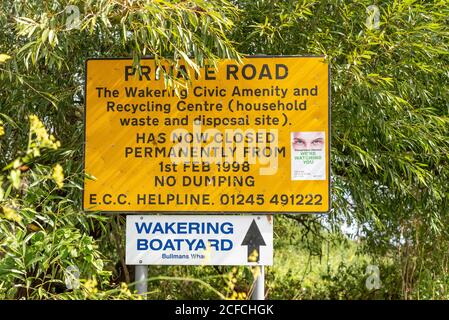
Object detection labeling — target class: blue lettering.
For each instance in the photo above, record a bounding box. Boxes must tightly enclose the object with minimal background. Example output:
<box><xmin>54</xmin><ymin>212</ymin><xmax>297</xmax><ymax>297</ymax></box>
<box><xmin>209</xmin><ymin>239</ymin><xmax>219</xmax><ymax>250</ymax></box>
<box><xmin>185</xmin><ymin>238</ymin><xmax>196</xmax><ymax>250</ymax></box>
<box><xmin>149</xmin><ymin>239</ymin><xmax>163</xmax><ymax>250</ymax></box>
<box><xmin>135</xmin><ymin>222</ymin><xmax>152</xmax><ymax>234</ymax></box>
<box><xmin>207</xmin><ymin>223</ymin><xmax>219</xmax><ymax>234</ymax></box>
<box><xmin>165</xmin><ymin>222</ymin><xmax>176</xmax><ymax>233</ymax></box>
<box><xmin>178</xmin><ymin>222</ymin><xmax>187</xmax><ymax>234</ymax></box>
<box><xmin>153</xmin><ymin>223</ymin><xmax>164</xmax><ymax>234</ymax></box>
<box><xmin>173</xmin><ymin>239</ymin><xmax>183</xmax><ymax>250</ymax></box>
<box><xmin>190</xmin><ymin>222</ymin><xmax>200</xmax><ymax>234</ymax></box>
<box><xmin>221</xmin><ymin>222</ymin><xmax>234</xmax><ymax>234</ymax></box>
<box><xmin>137</xmin><ymin>239</ymin><xmax>148</xmax><ymax>250</ymax></box>
<box><xmin>163</xmin><ymin>239</ymin><xmax>175</xmax><ymax>250</ymax></box>
<box><xmin>222</xmin><ymin>239</ymin><xmax>233</xmax><ymax>251</ymax></box>
<box><xmin>196</xmin><ymin>239</ymin><xmax>206</xmax><ymax>250</ymax></box>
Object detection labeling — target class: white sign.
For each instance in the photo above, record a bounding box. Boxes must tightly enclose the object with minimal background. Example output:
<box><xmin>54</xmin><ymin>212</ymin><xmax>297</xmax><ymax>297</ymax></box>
<box><xmin>126</xmin><ymin>215</ymin><xmax>273</xmax><ymax>265</ymax></box>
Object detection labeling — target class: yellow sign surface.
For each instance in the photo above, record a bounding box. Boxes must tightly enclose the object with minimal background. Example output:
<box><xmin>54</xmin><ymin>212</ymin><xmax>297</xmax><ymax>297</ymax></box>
<box><xmin>83</xmin><ymin>57</ymin><xmax>330</xmax><ymax>213</ymax></box>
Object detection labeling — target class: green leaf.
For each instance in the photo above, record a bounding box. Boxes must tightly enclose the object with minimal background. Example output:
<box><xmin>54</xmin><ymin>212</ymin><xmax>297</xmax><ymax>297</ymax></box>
<box><xmin>41</xmin><ymin>28</ymin><xmax>49</xmax><ymax>43</ymax></box>
<box><xmin>10</xmin><ymin>169</ymin><xmax>21</xmax><ymax>189</ymax></box>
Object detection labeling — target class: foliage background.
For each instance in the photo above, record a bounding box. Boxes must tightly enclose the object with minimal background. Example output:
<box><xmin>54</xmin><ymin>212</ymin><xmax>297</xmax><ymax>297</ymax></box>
<box><xmin>1</xmin><ymin>0</ymin><xmax>448</xmax><ymax>299</ymax></box>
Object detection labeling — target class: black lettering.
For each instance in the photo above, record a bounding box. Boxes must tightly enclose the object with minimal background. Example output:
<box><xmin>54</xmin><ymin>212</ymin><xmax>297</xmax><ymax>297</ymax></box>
<box><xmin>89</xmin><ymin>194</ymin><xmax>97</xmax><ymax>204</ymax></box>
<box><xmin>117</xmin><ymin>194</ymin><xmax>127</xmax><ymax>204</ymax></box>
<box><xmin>226</xmin><ymin>64</ymin><xmax>238</xmax><ymax>80</ymax></box>
<box><xmin>176</xmin><ymin>65</ymin><xmax>189</xmax><ymax>80</ymax></box>
<box><xmin>106</xmin><ymin>101</ymin><xmax>115</xmax><ymax>112</ymax></box>
<box><xmin>205</xmin><ymin>64</ymin><xmax>216</xmax><ymax>80</ymax></box>
<box><xmin>276</xmin><ymin>64</ymin><xmax>288</xmax><ymax>79</ymax></box>
<box><xmin>103</xmin><ymin>194</ymin><xmax>112</xmax><ymax>204</ymax></box>
<box><xmin>241</xmin><ymin>64</ymin><xmax>256</xmax><ymax>80</ymax></box>
<box><xmin>140</xmin><ymin>66</ymin><xmax>151</xmax><ymax>80</ymax></box>
<box><xmin>258</xmin><ymin>64</ymin><xmax>272</xmax><ymax>79</ymax></box>
<box><xmin>124</xmin><ymin>66</ymin><xmax>135</xmax><ymax>81</ymax></box>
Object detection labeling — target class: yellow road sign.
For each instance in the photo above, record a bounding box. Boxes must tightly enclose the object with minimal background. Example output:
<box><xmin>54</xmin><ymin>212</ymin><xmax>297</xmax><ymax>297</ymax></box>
<box><xmin>83</xmin><ymin>56</ymin><xmax>330</xmax><ymax>213</ymax></box>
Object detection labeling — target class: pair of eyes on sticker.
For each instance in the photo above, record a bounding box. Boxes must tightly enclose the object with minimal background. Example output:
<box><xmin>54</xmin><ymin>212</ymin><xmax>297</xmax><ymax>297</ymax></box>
<box><xmin>293</xmin><ymin>138</ymin><xmax>324</xmax><ymax>147</ymax></box>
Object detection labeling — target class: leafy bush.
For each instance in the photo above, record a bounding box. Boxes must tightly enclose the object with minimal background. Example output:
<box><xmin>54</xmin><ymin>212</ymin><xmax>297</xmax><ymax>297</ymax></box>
<box><xmin>1</xmin><ymin>0</ymin><xmax>449</xmax><ymax>300</ymax></box>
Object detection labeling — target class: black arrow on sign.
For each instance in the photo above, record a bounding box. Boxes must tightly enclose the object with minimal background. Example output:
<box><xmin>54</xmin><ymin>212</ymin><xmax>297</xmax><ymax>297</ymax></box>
<box><xmin>241</xmin><ymin>219</ymin><xmax>266</xmax><ymax>262</ymax></box>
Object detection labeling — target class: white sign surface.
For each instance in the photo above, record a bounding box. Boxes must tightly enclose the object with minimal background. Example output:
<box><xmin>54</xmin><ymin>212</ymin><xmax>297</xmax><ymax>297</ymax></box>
<box><xmin>126</xmin><ymin>215</ymin><xmax>273</xmax><ymax>265</ymax></box>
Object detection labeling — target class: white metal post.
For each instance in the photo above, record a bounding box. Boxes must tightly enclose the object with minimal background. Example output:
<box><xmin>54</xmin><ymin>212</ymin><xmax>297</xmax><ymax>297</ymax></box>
<box><xmin>135</xmin><ymin>265</ymin><xmax>148</xmax><ymax>298</ymax></box>
<box><xmin>252</xmin><ymin>265</ymin><xmax>265</xmax><ymax>300</ymax></box>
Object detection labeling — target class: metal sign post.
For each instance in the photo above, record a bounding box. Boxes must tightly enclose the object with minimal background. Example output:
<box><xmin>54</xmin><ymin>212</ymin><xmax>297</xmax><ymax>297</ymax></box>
<box><xmin>252</xmin><ymin>266</ymin><xmax>265</xmax><ymax>300</ymax></box>
<box><xmin>135</xmin><ymin>265</ymin><xmax>148</xmax><ymax>298</ymax></box>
